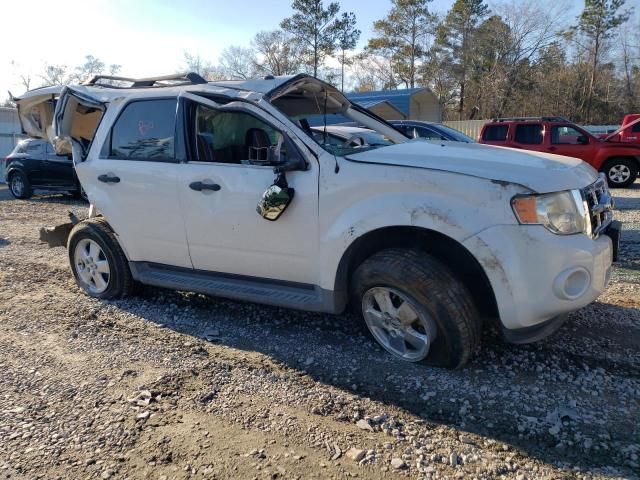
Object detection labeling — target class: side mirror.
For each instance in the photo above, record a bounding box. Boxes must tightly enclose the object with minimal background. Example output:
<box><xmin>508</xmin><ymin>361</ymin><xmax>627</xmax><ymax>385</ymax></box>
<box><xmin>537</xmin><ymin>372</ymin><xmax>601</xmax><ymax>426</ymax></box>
<box><xmin>257</xmin><ymin>174</ymin><xmax>295</xmax><ymax>221</ymax></box>
<box><xmin>577</xmin><ymin>135</ymin><xmax>589</xmax><ymax>145</ymax></box>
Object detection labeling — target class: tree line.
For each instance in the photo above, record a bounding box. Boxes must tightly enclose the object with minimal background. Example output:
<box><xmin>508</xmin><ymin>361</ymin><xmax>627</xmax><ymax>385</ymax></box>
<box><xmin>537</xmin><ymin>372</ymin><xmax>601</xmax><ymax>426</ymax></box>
<box><xmin>6</xmin><ymin>0</ymin><xmax>639</xmax><ymax>124</ymax></box>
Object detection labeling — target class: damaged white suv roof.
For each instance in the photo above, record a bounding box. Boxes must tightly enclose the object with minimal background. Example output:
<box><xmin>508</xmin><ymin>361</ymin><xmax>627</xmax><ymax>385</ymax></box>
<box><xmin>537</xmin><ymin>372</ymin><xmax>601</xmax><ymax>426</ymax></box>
<box><xmin>15</xmin><ymin>72</ymin><xmax>619</xmax><ymax>368</ymax></box>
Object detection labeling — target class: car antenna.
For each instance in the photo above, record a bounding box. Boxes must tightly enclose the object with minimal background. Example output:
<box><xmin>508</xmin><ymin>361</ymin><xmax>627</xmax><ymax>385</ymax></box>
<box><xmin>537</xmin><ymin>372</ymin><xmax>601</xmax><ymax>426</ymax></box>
<box><xmin>323</xmin><ymin>88</ymin><xmax>339</xmax><ymax>174</ymax></box>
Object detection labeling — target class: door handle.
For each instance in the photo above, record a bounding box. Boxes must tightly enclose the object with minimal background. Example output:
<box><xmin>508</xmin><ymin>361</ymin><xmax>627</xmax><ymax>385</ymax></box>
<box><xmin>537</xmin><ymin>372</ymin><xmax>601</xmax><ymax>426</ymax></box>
<box><xmin>98</xmin><ymin>174</ymin><xmax>120</xmax><ymax>183</ymax></box>
<box><xmin>190</xmin><ymin>181</ymin><xmax>221</xmax><ymax>192</ymax></box>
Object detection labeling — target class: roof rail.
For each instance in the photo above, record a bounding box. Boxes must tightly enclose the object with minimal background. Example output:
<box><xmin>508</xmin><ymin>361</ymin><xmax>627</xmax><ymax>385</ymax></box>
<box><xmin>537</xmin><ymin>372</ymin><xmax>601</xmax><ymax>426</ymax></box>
<box><xmin>84</xmin><ymin>72</ymin><xmax>208</xmax><ymax>88</ymax></box>
<box><xmin>491</xmin><ymin>116</ymin><xmax>570</xmax><ymax>123</ymax></box>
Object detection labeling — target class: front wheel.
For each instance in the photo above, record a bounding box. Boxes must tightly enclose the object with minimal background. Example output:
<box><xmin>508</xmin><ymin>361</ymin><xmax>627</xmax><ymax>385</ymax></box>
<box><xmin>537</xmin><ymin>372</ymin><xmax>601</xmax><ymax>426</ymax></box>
<box><xmin>602</xmin><ymin>158</ymin><xmax>638</xmax><ymax>188</ymax></box>
<box><xmin>68</xmin><ymin>219</ymin><xmax>133</xmax><ymax>299</ymax></box>
<box><xmin>351</xmin><ymin>249</ymin><xmax>480</xmax><ymax>369</ymax></box>
<box><xmin>9</xmin><ymin>171</ymin><xmax>32</xmax><ymax>199</ymax></box>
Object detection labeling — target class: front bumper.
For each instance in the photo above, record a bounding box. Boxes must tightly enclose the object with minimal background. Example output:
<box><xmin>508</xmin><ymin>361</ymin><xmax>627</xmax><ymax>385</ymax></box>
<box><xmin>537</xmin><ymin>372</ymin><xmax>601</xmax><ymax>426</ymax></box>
<box><xmin>463</xmin><ymin>224</ymin><xmax>613</xmax><ymax>337</ymax></box>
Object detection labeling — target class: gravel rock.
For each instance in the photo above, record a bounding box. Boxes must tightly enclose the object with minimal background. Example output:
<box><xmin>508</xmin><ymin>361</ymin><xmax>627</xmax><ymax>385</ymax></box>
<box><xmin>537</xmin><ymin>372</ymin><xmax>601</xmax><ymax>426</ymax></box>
<box><xmin>0</xmin><ymin>183</ymin><xmax>638</xmax><ymax>479</ymax></box>
<box><xmin>346</xmin><ymin>448</ymin><xmax>366</xmax><ymax>462</ymax></box>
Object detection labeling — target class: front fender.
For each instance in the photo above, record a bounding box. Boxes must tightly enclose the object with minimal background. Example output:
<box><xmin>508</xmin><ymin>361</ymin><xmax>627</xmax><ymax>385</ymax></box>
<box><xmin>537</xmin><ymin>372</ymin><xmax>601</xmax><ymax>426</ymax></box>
<box><xmin>317</xmin><ymin>165</ymin><xmax>523</xmax><ymax>291</ymax></box>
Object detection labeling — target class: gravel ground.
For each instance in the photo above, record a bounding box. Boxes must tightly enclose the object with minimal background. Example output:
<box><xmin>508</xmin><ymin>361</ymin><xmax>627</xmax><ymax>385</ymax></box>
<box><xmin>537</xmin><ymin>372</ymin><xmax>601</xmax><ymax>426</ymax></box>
<box><xmin>0</xmin><ymin>182</ymin><xmax>638</xmax><ymax>480</ymax></box>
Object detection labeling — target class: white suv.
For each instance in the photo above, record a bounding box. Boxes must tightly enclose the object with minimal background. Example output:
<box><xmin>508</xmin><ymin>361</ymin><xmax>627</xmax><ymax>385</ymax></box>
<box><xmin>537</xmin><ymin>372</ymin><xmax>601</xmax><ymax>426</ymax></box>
<box><xmin>15</xmin><ymin>73</ymin><xmax>620</xmax><ymax>368</ymax></box>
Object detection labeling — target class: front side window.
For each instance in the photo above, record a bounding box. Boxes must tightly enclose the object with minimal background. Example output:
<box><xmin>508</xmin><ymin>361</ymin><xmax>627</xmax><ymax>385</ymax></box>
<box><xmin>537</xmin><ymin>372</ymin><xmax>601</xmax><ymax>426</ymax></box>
<box><xmin>631</xmin><ymin>122</ymin><xmax>640</xmax><ymax>133</ymax></box>
<box><xmin>192</xmin><ymin>104</ymin><xmax>283</xmax><ymax>165</ymax></box>
<box><xmin>482</xmin><ymin>125</ymin><xmax>508</xmax><ymax>141</ymax></box>
<box><xmin>108</xmin><ymin>99</ymin><xmax>176</xmax><ymax>160</ymax></box>
<box><xmin>514</xmin><ymin>124</ymin><xmax>543</xmax><ymax>144</ymax></box>
<box><xmin>551</xmin><ymin>126</ymin><xmax>588</xmax><ymax>145</ymax></box>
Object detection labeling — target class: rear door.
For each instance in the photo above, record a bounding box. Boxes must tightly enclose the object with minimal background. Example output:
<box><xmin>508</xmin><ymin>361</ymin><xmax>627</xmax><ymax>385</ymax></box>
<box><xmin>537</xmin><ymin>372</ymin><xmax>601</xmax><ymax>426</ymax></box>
<box><xmin>22</xmin><ymin>141</ymin><xmax>47</xmax><ymax>185</ymax></box>
<box><xmin>44</xmin><ymin>142</ymin><xmax>75</xmax><ymax>187</ymax></box>
<box><xmin>510</xmin><ymin>123</ymin><xmax>545</xmax><ymax>152</ymax></box>
<box><xmin>75</xmin><ymin>97</ymin><xmax>192</xmax><ymax>268</ymax></box>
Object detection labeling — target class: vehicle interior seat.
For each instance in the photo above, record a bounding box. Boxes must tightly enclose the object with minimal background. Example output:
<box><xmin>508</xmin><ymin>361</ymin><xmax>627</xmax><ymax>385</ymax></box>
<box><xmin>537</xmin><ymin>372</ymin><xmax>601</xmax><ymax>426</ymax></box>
<box><xmin>246</xmin><ymin>128</ymin><xmax>271</xmax><ymax>163</ymax></box>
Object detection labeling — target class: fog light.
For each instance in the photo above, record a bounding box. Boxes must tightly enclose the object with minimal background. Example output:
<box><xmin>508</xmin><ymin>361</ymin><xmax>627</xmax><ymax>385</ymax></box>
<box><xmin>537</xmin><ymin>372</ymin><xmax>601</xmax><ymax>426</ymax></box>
<box><xmin>553</xmin><ymin>268</ymin><xmax>590</xmax><ymax>300</ymax></box>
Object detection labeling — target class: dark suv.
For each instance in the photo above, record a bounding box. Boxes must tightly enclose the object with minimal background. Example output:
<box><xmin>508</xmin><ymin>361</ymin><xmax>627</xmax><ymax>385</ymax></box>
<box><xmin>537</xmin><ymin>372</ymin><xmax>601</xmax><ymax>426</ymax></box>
<box><xmin>3</xmin><ymin>139</ymin><xmax>83</xmax><ymax>199</ymax></box>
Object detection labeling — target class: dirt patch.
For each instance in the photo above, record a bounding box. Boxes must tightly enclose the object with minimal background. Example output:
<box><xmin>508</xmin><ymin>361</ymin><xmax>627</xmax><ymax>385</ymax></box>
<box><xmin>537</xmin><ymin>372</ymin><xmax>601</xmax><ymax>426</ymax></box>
<box><xmin>0</xmin><ymin>183</ymin><xmax>638</xmax><ymax>479</ymax></box>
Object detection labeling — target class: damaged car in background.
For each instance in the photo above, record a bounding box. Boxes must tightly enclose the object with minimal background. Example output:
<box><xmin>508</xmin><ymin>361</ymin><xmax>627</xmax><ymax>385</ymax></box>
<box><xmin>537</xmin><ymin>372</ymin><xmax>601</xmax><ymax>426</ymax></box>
<box><xmin>14</xmin><ymin>72</ymin><xmax>620</xmax><ymax>368</ymax></box>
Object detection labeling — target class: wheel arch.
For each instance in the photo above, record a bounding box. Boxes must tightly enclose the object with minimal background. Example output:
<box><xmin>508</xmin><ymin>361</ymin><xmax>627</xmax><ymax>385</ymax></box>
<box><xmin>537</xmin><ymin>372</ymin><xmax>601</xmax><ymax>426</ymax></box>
<box><xmin>333</xmin><ymin>226</ymin><xmax>499</xmax><ymax>322</ymax></box>
<box><xmin>599</xmin><ymin>154</ymin><xmax>640</xmax><ymax>171</ymax></box>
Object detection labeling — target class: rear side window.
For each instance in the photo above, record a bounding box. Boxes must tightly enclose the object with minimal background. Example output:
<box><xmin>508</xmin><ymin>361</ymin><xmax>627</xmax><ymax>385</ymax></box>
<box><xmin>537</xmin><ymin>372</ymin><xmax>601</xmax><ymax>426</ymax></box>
<box><xmin>482</xmin><ymin>125</ymin><xmax>508</xmax><ymax>141</ymax></box>
<box><xmin>514</xmin><ymin>124</ymin><xmax>543</xmax><ymax>144</ymax></box>
<box><xmin>12</xmin><ymin>142</ymin><xmax>27</xmax><ymax>154</ymax></box>
<box><xmin>26</xmin><ymin>142</ymin><xmax>45</xmax><ymax>156</ymax></box>
<box><xmin>632</xmin><ymin>123</ymin><xmax>640</xmax><ymax>133</ymax></box>
<box><xmin>108</xmin><ymin>99</ymin><xmax>176</xmax><ymax>161</ymax></box>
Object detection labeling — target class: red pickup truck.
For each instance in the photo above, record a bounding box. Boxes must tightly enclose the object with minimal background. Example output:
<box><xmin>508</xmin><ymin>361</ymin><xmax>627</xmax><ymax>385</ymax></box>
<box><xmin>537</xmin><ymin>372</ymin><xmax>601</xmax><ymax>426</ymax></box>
<box><xmin>479</xmin><ymin>116</ymin><xmax>640</xmax><ymax>188</ymax></box>
<box><xmin>605</xmin><ymin>114</ymin><xmax>640</xmax><ymax>144</ymax></box>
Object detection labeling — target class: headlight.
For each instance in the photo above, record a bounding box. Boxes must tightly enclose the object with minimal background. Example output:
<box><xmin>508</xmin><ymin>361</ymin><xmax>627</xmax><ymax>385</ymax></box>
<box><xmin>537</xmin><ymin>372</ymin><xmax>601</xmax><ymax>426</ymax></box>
<box><xmin>511</xmin><ymin>190</ymin><xmax>590</xmax><ymax>235</ymax></box>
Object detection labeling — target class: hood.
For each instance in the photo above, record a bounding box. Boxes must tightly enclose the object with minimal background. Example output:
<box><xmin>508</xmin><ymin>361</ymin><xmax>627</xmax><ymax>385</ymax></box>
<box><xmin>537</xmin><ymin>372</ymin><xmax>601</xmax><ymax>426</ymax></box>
<box><xmin>604</xmin><ymin>116</ymin><xmax>640</xmax><ymax>141</ymax></box>
<box><xmin>346</xmin><ymin>140</ymin><xmax>598</xmax><ymax>193</ymax></box>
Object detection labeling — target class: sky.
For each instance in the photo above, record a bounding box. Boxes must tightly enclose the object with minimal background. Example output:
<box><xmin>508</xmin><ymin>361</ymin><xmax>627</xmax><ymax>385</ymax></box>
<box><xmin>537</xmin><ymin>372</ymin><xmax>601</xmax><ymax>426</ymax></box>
<box><xmin>0</xmin><ymin>0</ymin><xmax>587</xmax><ymax>102</ymax></box>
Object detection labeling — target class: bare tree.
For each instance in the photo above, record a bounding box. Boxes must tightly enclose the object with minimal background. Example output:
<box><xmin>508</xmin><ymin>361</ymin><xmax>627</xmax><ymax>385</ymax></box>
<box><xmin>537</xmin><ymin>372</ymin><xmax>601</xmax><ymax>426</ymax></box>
<box><xmin>40</xmin><ymin>64</ymin><xmax>73</xmax><ymax>86</ymax></box>
<box><xmin>352</xmin><ymin>53</ymin><xmax>399</xmax><ymax>91</ymax></box>
<box><xmin>219</xmin><ymin>46</ymin><xmax>257</xmax><ymax>80</ymax></box>
<box><xmin>490</xmin><ymin>0</ymin><xmax>569</xmax><ymax>116</ymax></box>
<box><xmin>183</xmin><ymin>52</ymin><xmax>226</xmax><ymax>80</ymax></box>
<box><xmin>618</xmin><ymin>23</ymin><xmax>638</xmax><ymax>112</ymax></box>
<box><xmin>567</xmin><ymin>0</ymin><xmax>630</xmax><ymax>122</ymax></box>
<box><xmin>252</xmin><ymin>30</ymin><xmax>304</xmax><ymax>76</ymax></box>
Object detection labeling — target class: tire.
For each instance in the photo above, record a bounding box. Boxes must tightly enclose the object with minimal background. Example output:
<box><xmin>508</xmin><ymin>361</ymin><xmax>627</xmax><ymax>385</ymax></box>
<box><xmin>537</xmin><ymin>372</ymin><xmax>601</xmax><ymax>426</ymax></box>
<box><xmin>67</xmin><ymin>218</ymin><xmax>133</xmax><ymax>299</ymax></box>
<box><xmin>351</xmin><ymin>249</ymin><xmax>480</xmax><ymax>369</ymax></box>
<box><xmin>602</xmin><ymin>158</ymin><xmax>638</xmax><ymax>188</ymax></box>
<box><xmin>8</xmin><ymin>171</ymin><xmax>33</xmax><ymax>199</ymax></box>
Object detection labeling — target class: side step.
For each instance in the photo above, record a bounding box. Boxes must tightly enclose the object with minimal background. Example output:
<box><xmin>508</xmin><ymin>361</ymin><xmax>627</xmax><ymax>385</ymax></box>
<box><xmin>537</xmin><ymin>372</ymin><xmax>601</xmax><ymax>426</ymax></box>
<box><xmin>129</xmin><ymin>262</ymin><xmax>333</xmax><ymax>312</ymax></box>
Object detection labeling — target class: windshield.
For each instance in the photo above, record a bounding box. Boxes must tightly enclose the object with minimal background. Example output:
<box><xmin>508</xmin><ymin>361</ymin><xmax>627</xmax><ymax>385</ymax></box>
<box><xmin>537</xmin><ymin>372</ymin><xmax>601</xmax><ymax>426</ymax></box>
<box><xmin>310</xmin><ymin>126</ymin><xmax>393</xmax><ymax>155</ymax></box>
<box><xmin>269</xmin><ymin>78</ymin><xmax>406</xmax><ymax>156</ymax></box>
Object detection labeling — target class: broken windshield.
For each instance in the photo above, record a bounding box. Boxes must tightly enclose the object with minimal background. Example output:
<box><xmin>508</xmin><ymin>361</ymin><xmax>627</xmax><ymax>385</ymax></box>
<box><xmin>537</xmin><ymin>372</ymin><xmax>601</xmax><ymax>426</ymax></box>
<box><xmin>268</xmin><ymin>77</ymin><xmax>406</xmax><ymax>156</ymax></box>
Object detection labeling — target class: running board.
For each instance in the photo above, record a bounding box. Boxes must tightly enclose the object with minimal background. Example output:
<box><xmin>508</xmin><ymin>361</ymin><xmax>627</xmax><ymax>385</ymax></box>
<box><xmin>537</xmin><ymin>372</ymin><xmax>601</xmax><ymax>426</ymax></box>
<box><xmin>129</xmin><ymin>262</ymin><xmax>336</xmax><ymax>313</ymax></box>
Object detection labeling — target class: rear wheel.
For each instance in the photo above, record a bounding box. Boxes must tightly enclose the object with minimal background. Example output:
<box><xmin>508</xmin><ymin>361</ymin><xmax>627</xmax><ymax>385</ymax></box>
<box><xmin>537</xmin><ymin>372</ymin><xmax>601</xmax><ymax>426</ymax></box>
<box><xmin>68</xmin><ymin>219</ymin><xmax>133</xmax><ymax>299</ymax></box>
<box><xmin>351</xmin><ymin>249</ymin><xmax>480</xmax><ymax>369</ymax></box>
<box><xmin>8</xmin><ymin>171</ymin><xmax>32</xmax><ymax>199</ymax></box>
<box><xmin>602</xmin><ymin>158</ymin><xmax>638</xmax><ymax>188</ymax></box>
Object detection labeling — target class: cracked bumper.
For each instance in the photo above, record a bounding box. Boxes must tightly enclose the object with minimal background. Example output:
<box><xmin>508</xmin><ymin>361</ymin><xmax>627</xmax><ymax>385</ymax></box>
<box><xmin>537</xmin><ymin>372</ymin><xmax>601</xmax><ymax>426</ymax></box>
<box><xmin>463</xmin><ymin>225</ymin><xmax>613</xmax><ymax>337</ymax></box>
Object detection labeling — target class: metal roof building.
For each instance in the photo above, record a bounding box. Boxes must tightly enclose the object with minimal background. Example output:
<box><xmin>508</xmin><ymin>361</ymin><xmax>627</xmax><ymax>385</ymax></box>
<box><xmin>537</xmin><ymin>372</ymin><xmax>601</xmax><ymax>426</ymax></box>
<box><xmin>0</xmin><ymin>108</ymin><xmax>26</xmax><ymax>182</ymax></box>
<box><xmin>347</xmin><ymin>88</ymin><xmax>442</xmax><ymax>122</ymax></box>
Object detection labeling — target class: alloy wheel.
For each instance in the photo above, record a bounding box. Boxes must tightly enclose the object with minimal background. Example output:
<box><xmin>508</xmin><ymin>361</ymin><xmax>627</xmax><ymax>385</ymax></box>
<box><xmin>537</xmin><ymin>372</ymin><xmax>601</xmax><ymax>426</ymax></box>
<box><xmin>608</xmin><ymin>164</ymin><xmax>631</xmax><ymax>184</ymax></box>
<box><xmin>73</xmin><ymin>239</ymin><xmax>111</xmax><ymax>294</ymax></box>
<box><xmin>361</xmin><ymin>287</ymin><xmax>437</xmax><ymax>362</ymax></box>
<box><xmin>10</xmin><ymin>176</ymin><xmax>24</xmax><ymax>197</ymax></box>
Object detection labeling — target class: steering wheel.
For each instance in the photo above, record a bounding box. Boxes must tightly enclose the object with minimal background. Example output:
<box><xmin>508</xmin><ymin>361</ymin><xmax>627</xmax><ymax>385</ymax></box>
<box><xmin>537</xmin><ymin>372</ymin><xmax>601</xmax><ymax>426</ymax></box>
<box><xmin>342</xmin><ymin>135</ymin><xmax>366</xmax><ymax>148</ymax></box>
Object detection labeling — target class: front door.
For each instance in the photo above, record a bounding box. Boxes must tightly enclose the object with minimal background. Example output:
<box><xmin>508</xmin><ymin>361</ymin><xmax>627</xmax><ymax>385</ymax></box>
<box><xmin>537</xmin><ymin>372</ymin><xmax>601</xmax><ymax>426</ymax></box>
<box><xmin>510</xmin><ymin>123</ymin><xmax>545</xmax><ymax>153</ymax></box>
<box><xmin>547</xmin><ymin>124</ymin><xmax>596</xmax><ymax>163</ymax></box>
<box><xmin>177</xmin><ymin>94</ymin><xmax>319</xmax><ymax>284</ymax></box>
